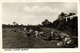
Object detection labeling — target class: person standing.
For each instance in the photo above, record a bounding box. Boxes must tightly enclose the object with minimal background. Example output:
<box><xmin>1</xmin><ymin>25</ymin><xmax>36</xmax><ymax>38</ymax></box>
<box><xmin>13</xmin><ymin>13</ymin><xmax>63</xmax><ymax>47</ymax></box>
<box><xmin>50</xmin><ymin>31</ymin><xmax>53</xmax><ymax>38</ymax></box>
<box><xmin>34</xmin><ymin>30</ymin><xmax>38</xmax><ymax>38</ymax></box>
<box><xmin>23</xmin><ymin>27</ymin><xmax>27</xmax><ymax>37</ymax></box>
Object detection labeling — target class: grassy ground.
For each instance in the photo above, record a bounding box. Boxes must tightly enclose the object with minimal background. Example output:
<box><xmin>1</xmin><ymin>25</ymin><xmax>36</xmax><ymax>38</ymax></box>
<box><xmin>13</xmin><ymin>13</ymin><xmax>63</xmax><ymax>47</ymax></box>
<box><xmin>3</xmin><ymin>28</ymin><xmax>78</xmax><ymax>48</ymax></box>
<box><xmin>3</xmin><ymin>29</ymin><xmax>60</xmax><ymax>48</ymax></box>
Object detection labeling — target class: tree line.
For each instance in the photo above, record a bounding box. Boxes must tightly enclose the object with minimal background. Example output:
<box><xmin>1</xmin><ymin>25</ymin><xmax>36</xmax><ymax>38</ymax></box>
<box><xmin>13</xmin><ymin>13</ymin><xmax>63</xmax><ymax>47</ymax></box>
<box><xmin>2</xmin><ymin>12</ymin><xmax>77</xmax><ymax>31</ymax></box>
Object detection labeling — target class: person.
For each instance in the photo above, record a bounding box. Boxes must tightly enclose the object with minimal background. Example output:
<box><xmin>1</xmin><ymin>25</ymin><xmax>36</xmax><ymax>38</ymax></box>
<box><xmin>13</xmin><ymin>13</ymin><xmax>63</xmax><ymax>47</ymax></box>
<box><xmin>57</xmin><ymin>41</ymin><xmax>64</xmax><ymax>47</ymax></box>
<box><xmin>57</xmin><ymin>34</ymin><xmax>70</xmax><ymax>47</ymax></box>
<box><xmin>39</xmin><ymin>31</ymin><xmax>44</xmax><ymax>36</ymax></box>
<box><xmin>67</xmin><ymin>39</ymin><xmax>72</xmax><ymax>44</ymax></box>
<box><xmin>34</xmin><ymin>30</ymin><xmax>38</xmax><ymax>38</ymax></box>
<box><xmin>28</xmin><ymin>28</ymin><xmax>33</xmax><ymax>37</ymax></box>
<box><xmin>29</xmin><ymin>28</ymin><xmax>33</xmax><ymax>33</ymax></box>
<box><xmin>23</xmin><ymin>27</ymin><xmax>27</xmax><ymax>37</ymax></box>
<box><xmin>63</xmin><ymin>36</ymin><xmax>71</xmax><ymax>46</ymax></box>
<box><xmin>57</xmin><ymin>36</ymin><xmax>69</xmax><ymax>47</ymax></box>
<box><xmin>24</xmin><ymin>27</ymin><xmax>26</xmax><ymax>32</ymax></box>
<box><xmin>50</xmin><ymin>31</ymin><xmax>53</xmax><ymax>38</ymax></box>
<box><xmin>48</xmin><ymin>31</ymin><xmax>53</xmax><ymax>41</ymax></box>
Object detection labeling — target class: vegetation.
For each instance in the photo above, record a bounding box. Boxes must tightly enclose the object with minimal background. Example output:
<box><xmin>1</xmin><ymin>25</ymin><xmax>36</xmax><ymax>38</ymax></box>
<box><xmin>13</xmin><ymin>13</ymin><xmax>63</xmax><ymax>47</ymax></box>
<box><xmin>2</xmin><ymin>12</ymin><xmax>78</xmax><ymax>48</ymax></box>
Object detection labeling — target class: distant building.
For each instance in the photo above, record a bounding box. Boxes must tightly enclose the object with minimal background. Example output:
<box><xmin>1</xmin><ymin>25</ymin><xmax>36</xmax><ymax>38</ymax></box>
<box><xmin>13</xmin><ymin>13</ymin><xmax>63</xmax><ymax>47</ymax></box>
<box><xmin>58</xmin><ymin>12</ymin><xmax>77</xmax><ymax>22</ymax></box>
<box><xmin>65</xmin><ymin>14</ymin><xmax>77</xmax><ymax>22</ymax></box>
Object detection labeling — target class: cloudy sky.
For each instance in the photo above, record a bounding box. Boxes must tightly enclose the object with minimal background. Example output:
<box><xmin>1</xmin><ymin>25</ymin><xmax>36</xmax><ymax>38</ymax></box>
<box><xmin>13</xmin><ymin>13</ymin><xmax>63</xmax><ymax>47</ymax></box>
<box><xmin>2</xmin><ymin>2</ymin><xmax>77</xmax><ymax>25</ymax></box>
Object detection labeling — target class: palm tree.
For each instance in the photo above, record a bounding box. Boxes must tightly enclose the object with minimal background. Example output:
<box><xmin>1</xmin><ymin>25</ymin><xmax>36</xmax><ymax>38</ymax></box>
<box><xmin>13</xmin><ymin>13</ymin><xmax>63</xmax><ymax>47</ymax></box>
<box><xmin>58</xmin><ymin>12</ymin><xmax>65</xmax><ymax>20</ymax></box>
<box><xmin>13</xmin><ymin>22</ymin><xmax>16</xmax><ymax>25</ymax></box>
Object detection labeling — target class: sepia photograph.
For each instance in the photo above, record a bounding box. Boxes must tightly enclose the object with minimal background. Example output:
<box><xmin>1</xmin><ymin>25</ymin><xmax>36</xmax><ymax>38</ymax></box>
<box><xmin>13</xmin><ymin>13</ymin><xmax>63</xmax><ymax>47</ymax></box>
<box><xmin>2</xmin><ymin>2</ymin><xmax>78</xmax><ymax>48</ymax></box>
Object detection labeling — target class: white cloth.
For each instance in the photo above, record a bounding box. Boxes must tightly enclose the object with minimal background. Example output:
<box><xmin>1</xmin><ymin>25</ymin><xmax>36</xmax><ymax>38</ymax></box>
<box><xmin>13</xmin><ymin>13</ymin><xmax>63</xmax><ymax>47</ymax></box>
<box><xmin>67</xmin><ymin>40</ymin><xmax>72</xmax><ymax>44</ymax></box>
<box><xmin>29</xmin><ymin>29</ymin><xmax>33</xmax><ymax>33</ymax></box>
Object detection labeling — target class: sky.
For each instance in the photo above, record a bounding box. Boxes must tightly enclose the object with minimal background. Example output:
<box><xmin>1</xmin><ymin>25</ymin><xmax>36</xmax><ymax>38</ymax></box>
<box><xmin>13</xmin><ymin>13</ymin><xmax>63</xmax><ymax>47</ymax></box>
<box><xmin>2</xmin><ymin>2</ymin><xmax>77</xmax><ymax>25</ymax></box>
